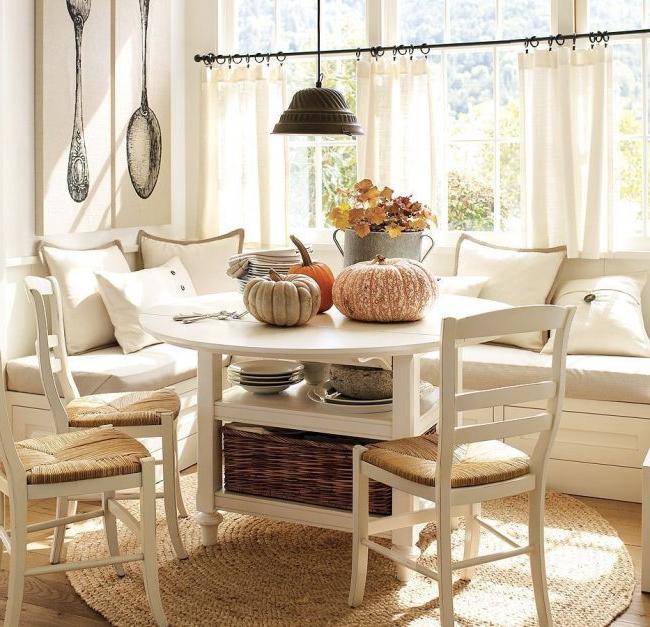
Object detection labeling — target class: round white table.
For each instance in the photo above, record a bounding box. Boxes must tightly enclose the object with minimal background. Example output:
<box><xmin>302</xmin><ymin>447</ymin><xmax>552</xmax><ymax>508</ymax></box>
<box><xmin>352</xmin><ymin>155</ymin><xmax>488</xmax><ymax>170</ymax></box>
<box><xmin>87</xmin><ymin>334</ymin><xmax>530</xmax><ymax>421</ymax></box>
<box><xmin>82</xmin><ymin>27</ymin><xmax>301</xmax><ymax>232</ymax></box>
<box><xmin>140</xmin><ymin>292</ymin><xmax>508</xmax><ymax>579</ymax></box>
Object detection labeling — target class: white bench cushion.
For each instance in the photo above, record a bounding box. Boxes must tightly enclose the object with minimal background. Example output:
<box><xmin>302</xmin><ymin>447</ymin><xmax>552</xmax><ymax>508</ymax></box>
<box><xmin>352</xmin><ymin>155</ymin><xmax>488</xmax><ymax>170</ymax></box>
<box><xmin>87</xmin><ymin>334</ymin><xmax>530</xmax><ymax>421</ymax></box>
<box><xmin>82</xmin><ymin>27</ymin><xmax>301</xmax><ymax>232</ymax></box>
<box><xmin>6</xmin><ymin>343</ymin><xmax>198</xmax><ymax>396</ymax></box>
<box><xmin>421</xmin><ymin>344</ymin><xmax>650</xmax><ymax>404</ymax></box>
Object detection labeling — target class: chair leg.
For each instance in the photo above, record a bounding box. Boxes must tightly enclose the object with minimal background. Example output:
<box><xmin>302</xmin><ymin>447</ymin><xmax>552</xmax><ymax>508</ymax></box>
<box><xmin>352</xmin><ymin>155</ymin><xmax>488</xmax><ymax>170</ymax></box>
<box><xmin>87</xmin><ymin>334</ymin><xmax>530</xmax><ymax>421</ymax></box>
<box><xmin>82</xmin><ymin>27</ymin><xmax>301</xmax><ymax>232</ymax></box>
<box><xmin>460</xmin><ymin>502</ymin><xmax>481</xmax><ymax>580</ymax></box>
<box><xmin>348</xmin><ymin>447</ymin><xmax>370</xmax><ymax>608</ymax></box>
<box><xmin>162</xmin><ymin>418</ymin><xmax>188</xmax><ymax>560</ymax></box>
<box><xmin>102</xmin><ymin>491</ymin><xmax>125</xmax><ymax>577</ymax></box>
<box><xmin>172</xmin><ymin>427</ymin><xmax>188</xmax><ymax>519</ymax></box>
<box><xmin>529</xmin><ymin>488</ymin><xmax>553</xmax><ymax>627</ymax></box>
<box><xmin>5</xmin><ymin>499</ymin><xmax>27</xmax><ymax>626</ymax></box>
<box><xmin>50</xmin><ymin>496</ymin><xmax>76</xmax><ymax>564</ymax></box>
<box><xmin>140</xmin><ymin>458</ymin><xmax>168</xmax><ymax>627</ymax></box>
<box><xmin>437</xmin><ymin>503</ymin><xmax>455</xmax><ymax>627</ymax></box>
<box><xmin>0</xmin><ymin>493</ymin><xmax>5</xmax><ymax>570</ymax></box>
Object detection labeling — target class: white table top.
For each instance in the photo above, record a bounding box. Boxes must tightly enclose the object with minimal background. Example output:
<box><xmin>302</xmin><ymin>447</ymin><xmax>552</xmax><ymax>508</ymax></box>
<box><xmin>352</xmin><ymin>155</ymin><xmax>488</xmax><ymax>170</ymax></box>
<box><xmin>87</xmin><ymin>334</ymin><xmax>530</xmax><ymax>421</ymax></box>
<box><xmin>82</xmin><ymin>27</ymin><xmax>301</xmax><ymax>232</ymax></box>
<box><xmin>140</xmin><ymin>292</ymin><xmax>508</xmax><ymax>359</ymax></box>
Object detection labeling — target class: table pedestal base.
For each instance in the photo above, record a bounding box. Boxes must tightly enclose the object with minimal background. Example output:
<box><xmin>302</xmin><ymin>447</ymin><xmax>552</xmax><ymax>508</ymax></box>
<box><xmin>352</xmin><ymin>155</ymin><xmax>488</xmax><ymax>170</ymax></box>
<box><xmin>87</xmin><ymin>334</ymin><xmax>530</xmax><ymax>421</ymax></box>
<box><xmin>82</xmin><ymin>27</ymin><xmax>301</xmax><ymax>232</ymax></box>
<box><xmin>196</xmin><ymin>511</ymin><xmax>223</xmax><ymax>546</ymax></box>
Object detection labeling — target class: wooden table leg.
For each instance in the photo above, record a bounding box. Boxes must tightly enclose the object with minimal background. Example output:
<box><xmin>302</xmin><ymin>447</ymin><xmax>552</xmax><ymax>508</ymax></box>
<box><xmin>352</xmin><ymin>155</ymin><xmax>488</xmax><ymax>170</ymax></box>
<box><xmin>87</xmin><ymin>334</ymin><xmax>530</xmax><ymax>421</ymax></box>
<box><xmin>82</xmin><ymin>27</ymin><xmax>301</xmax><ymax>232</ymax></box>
<box><xmin>196</xmin><ymin>351</ymin><xmax>223</xmax><ymax>546</ymax></box>
<box><xmin>391</xmin><ymin>354</ymin><xmax>421</xmax><ymax>582</ymax></box>
<box><xmin>642</xmin><ymin>448</ymin><xmax>650</xmax><ymax>592</ymax></box>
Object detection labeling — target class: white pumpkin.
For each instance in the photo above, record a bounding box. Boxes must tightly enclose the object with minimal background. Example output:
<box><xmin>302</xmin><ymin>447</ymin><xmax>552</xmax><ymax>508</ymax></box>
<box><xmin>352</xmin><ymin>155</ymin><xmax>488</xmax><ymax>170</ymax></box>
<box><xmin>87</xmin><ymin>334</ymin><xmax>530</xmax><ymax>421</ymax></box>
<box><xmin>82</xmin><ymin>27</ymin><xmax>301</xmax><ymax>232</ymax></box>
<box><xmin>332</xmin><ymin>256</ymin><xmax>437</xmax><ymax>322</ymax></box>
<box><xmin>244</xmin><ymin>270</ymin><xmax>321</xmax><ymax>327</ymax></box>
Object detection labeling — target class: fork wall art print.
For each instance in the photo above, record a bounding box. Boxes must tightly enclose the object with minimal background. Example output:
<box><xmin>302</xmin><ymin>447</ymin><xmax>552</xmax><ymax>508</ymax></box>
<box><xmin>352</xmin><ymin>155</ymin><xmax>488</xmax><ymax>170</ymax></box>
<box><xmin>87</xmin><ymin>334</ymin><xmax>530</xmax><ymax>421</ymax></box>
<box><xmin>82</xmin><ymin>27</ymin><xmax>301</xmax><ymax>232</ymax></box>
<box><xmin>35</xmin><ymin>0</ymin><xmax>172</xmax><ymax>235</ymax></box>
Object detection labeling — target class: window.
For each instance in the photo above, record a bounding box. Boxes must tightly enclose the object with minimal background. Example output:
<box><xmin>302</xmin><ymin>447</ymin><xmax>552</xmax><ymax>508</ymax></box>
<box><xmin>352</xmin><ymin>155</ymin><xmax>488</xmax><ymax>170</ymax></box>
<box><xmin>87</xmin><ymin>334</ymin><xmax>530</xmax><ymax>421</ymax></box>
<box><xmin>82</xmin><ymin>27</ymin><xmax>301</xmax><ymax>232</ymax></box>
<box><xmin>399</xmin><ymin>0</ymin><xmax>550</xmax><ymax>232</ymax></box>
<box><xmin>234</xmin><ymin>0</ymin><xmax>365</xmax><ymax>231</ymax></box>
<box><xmin>589</xmin><ymin>0</ymin><xmax>649</xmax><ymax>243</ymax></box>
<box><xmin>227</xmin><ymin>1</ymin><xmax>552</xmax><ymax>235</ymax></box>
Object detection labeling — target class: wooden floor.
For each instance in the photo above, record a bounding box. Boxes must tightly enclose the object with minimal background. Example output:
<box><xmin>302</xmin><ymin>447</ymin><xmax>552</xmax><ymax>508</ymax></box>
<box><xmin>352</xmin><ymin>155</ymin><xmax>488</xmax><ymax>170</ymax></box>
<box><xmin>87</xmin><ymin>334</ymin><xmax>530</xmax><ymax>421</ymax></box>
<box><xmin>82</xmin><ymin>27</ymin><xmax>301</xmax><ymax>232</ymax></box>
<box><xmin>0</xmin><ymin>479</ymin><xmax>647</xmax><ymax>626</ymax></box>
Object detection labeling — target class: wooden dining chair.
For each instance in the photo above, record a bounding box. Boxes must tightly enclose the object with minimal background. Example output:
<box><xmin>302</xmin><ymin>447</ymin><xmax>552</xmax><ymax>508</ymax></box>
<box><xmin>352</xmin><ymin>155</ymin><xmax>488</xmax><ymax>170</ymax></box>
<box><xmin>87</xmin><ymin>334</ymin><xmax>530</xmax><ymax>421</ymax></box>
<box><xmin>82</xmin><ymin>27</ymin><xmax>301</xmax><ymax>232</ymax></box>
<box><xmin>348</xmin><ymin>304</ymin><xmax>575</xmax><ymax>627</ymax></box>
<box><xmin>0</xmin><ymin>354</ymin><xmax>168</xmax><ymax>626</ymax></box>
<box><xmin>24</xmin><ymin>276</ymin><xmax>188</xmax><ymax>564</ymax></box>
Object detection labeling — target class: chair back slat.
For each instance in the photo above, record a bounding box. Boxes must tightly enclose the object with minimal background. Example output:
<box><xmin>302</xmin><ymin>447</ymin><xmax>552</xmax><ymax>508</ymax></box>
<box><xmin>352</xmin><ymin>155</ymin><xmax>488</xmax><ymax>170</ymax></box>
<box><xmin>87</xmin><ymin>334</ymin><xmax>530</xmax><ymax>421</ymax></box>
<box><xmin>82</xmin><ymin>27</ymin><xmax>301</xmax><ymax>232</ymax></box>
<box><xmin>454</xmin><ymin>305</ymin><xmax>569</xmax><ymax>343</ymax></box>
<box><xmin>436</xmin><ymin>304</ymin><xmax>575</xmax><ymax>494</ymax></box>
<box><xmin>454</xmin><ymin>412</ymin><xmax>552</xmax><ymax>445</ymax></box>
<box><xmin>25</xmin><ymin>276</ymin><xmax>79</xmax><ymax>433</ymax></box>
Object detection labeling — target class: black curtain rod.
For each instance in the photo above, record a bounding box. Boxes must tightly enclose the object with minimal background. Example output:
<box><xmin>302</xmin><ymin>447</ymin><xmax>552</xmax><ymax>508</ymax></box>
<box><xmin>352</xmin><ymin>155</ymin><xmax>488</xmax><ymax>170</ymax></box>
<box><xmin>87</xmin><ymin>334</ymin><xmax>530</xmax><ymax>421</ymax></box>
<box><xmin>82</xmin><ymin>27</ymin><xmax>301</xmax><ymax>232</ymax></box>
<box><xmin>194</xmin><ymin>27</ymin><xmax>650</xmax><ymax>66</ymax></box>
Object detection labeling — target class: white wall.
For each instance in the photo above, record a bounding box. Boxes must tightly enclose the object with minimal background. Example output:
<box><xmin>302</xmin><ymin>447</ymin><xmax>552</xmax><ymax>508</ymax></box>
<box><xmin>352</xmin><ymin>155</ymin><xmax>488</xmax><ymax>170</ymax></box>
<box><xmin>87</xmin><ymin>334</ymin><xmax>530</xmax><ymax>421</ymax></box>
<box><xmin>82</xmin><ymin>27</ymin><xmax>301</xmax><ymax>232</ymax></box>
<box><xmin>1</xmin><ymin>0</ymin><xmax>189</xmax><ymax>359</ymax></box>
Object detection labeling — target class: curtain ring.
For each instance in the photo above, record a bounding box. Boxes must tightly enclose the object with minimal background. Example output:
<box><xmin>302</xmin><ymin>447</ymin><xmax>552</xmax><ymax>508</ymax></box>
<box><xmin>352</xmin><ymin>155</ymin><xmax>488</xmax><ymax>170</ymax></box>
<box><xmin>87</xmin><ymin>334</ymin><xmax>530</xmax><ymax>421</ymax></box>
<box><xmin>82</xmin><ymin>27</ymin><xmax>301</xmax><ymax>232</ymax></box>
<box><xmin>589</xmin><ymin>32</ymin><xmax>597</xmax><ymax>48</ymax></box>
<box><xmin>392</xmin><ymin>46</ymin><xmax>398</xmax><ymax>61</ymax></box>
<box><xmin>215</xmin><ymin>55</ymin><xmax>226</xmax><ymax>65</ymax></box>
<box><xmin>254</xmin><ymin>53</ymin><xmax>265</xmax><ymax>64</ymax></box>
<box><xmin>603</xmin><ymin>31</ymin><xmax>609</xmax><ymax>47</ymax></box>
<box><xmin>277</xmin><ymin>52</ymin><xmax>286</xmax><ymax>66</ymax></box>
<box><xmin>555</xmin><ymin>33</ymin><xmax>565</xmax><ymax>47</ymax></box>
<box><xmin>408</xmin><ymin>45</ymin><xmax>415</xmax><ymax>60</ymax></box>
<box><xmin>572</xmin><ymin>33</ymin><xmax>577</xmax><ymax>51</ymax></box>
<box><xmin>355</xmin><ymin>48</ymin><xmax>361</xmax><ymax>61</ymax></box>
<box><xmin>421</xmin><ymin>44</ymin><xmax>430</xmax><ymax>58</ymax></box>
<box><xmin>266</xmin><ymin>54</ymin><xmax>271</xmax><ymax>66</ymax></box>
<box><xmin>524</xmin><ymin>39</ymin><xmax>529</xmax><ymax>54</ymax></box>
<box><xmin>529</xmin><ymin>35</ymin><xmax>538</xmax><ymax>50</ymax></box>
<box><xmin>547</xmin><ymin>36</ymin><xmax>553</xmax><ymax>52</ymax></box>
<box><xmin>245</xmin><ymin>54</ymin><xmax>250</xmax><ymax>68</ymax></box>
<box><xmin>232</xmin><ymin>54</ymin><xmax>243</xmax><ymax>65</ymax></box>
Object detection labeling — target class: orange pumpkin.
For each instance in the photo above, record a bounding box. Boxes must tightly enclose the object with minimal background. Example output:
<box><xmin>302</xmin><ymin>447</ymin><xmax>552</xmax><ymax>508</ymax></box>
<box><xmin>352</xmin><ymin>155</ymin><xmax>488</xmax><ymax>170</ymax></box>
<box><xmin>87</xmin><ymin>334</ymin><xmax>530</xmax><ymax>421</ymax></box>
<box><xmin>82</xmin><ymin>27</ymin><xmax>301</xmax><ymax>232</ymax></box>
<box><xmin>288</xmin><ymin>235</ymin><xmax>335</xmax><ymax>312</ymax></box>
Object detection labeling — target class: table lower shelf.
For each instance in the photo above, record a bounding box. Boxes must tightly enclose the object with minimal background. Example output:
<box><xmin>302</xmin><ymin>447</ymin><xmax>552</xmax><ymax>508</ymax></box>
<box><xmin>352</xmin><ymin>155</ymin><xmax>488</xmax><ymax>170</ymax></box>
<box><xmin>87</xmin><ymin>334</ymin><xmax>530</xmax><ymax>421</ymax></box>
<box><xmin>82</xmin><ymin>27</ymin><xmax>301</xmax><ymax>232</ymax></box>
<box><xmin>214</xmin><ymin>488</ymin><xmax>363</xmax><ymax>532</ymax></box>
<box><xmin>215</xmin><ymin>381</ymin><xmax>439</xmax><ymax>440</ymax></box>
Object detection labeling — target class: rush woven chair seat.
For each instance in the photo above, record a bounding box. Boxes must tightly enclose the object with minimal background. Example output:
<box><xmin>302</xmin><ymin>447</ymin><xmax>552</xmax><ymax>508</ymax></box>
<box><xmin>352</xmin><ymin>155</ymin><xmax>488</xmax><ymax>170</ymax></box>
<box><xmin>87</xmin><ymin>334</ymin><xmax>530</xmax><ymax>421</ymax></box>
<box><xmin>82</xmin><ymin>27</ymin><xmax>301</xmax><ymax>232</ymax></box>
<box><xmin>25</xmin><ymin>276</ymin><xmax>188</xmax><ymax>564</ymax></box>
<box><xmin>349</xmin><ymin>304</ymin><xmax>576</xmax><ymax>627</ymax></box>
<box><xmin>11</xmin><ymin>427</ymin><xmax>150</xmax><ymax>484</ymax></box>
<box><xmin>362</xmin><ymin>433</ymin><xmax>530</xmax><ymax>488</ymax></box>
<box><xmin>66</xmin><ymin>389</ymin><xmax>180</xmax><ymax>428</ymax></box>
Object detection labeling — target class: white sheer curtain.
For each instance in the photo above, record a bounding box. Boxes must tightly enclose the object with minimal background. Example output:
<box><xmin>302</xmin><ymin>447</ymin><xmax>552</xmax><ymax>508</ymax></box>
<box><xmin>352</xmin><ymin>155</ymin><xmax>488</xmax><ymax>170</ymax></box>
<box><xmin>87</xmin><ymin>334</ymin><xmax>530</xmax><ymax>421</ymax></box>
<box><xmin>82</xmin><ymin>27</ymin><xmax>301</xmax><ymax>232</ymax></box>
<box><xmin>356</xmin><ymin>58</ymin><xmax>443</xmax><ymax>214</ymax></box>
<box><xmin>198</xmin><ymin>65</ymin><xmax>287</xmax><ymax>247</ymax></box>
<box><xmin>519</xmin><ymin>47</ymin><xmax>613</xmax><ymax>258</ymax></box>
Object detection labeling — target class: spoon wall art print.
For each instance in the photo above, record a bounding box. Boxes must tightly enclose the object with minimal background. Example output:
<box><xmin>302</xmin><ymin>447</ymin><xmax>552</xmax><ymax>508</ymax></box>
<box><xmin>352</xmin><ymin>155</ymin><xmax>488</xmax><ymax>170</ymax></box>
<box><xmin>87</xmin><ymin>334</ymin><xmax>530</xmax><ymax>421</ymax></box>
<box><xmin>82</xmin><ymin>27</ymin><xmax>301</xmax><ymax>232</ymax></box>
<box><xmin>126</xmin><ymin>0</ymin><xmax>162</xmax><ymax>199</ymax></box>
<box><xmin>66</xmin><ymin>0</ymin><xmax>91</xmax><ymax>203</ymax></box>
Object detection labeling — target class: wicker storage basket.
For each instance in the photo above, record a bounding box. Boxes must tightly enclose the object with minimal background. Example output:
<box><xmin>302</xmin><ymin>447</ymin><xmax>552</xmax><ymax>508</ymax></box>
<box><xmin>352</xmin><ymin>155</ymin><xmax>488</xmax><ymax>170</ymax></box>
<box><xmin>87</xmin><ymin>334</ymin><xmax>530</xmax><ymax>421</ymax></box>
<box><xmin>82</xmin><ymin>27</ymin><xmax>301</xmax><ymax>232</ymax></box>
<box><xmin>223</xmin><ymin>424</ymin><xmax>392</xmax><ymax>515</ymax></box>
<box><xmin>223</xmin><ymin>424</ymin><xmax>395</xmax><ymax>515</ymax></box>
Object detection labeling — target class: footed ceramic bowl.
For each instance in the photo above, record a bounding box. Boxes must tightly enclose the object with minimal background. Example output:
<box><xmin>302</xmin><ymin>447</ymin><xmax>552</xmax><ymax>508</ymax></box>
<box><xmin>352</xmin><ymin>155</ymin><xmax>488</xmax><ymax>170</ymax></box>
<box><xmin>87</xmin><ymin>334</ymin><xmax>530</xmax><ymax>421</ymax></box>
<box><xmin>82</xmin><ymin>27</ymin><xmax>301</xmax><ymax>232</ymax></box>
<box><xmin>329</xmin><ymin>364</ymin><xmax>393</xmax><ymax>400</ymax></box>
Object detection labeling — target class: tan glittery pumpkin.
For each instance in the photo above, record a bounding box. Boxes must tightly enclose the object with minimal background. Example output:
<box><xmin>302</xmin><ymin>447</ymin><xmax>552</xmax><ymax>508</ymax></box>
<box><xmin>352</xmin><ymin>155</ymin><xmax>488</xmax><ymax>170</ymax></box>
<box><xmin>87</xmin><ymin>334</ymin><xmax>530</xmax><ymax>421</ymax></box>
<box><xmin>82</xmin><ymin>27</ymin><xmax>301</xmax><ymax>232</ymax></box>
<box><xmin>244</xmin><ymin>270</ymin><xmax>321</xmax><ymax>327</ymax></box>
<box><xmin>332</xmin><ymin>256</ymin><xmax>437</xmax><ymax>322</ymax></box>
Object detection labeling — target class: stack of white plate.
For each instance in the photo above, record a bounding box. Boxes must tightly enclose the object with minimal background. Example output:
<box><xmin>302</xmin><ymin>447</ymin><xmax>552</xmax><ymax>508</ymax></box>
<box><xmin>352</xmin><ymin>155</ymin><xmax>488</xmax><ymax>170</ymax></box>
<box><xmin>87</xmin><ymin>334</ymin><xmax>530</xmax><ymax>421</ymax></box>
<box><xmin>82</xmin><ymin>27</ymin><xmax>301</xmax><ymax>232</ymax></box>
<box><xmin>228</xmin><ymin>246</ymin><xmax>313</xmax><ymax>292</ymax></box>
<box><xmin>228</xmin><ymin>360</ymin><xmax>304</xmax><ymax>394</ymax></box>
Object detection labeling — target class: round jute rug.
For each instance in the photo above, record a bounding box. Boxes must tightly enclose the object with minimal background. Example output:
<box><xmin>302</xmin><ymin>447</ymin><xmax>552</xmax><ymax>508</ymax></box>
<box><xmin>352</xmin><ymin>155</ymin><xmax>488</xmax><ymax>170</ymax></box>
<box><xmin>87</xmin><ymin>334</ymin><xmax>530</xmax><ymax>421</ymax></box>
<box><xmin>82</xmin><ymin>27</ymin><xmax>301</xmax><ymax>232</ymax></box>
<box><xmin>65</xmin><ymin>475</ymin><xmax>634</xmax><ymax>626</ymax></box>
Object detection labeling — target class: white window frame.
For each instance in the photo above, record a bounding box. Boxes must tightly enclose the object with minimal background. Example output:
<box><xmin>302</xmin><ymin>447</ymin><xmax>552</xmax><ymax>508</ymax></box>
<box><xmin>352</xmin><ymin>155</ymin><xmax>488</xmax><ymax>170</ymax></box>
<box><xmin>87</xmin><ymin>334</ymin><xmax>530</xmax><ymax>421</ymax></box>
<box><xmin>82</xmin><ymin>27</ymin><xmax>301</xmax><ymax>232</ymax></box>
<box><xmin>219</xmin><ymin>0</ymin><xmax>650</xmax><ymax>255</ymax></box>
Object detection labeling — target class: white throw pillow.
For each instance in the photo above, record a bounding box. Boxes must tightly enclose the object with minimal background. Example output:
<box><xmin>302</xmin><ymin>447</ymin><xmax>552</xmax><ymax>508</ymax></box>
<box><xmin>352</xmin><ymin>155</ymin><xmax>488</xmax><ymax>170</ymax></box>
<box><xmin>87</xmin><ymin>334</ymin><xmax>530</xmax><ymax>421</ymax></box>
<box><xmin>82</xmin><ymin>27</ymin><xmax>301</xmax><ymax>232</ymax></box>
<box><xmin>138</xmin><ymin>229</ymin><xmax>244</xmax><ymax>295</ymax></box>
<box><xmin>542</xmin><ymin>273</ymin><xmax>650</xmax><ymax>357</ymax></box>
<box><xmin>437</xmin><ymin>276</ymin><xmax>488</xmax><ymax>297</ymax></box>
<box><xmin>96</xmin><ymin>258</ymin><xmax>197</xmax><ymax>354</ymax></box>
<box><xmin>455</xmin><ymin>234</ymin><xmax>566</xmax><ymax>350</ymax></box>
<box><xmin>39</xmin><ymin>241</ymin><xmax>130</xmax><ymax>355</ymax></box>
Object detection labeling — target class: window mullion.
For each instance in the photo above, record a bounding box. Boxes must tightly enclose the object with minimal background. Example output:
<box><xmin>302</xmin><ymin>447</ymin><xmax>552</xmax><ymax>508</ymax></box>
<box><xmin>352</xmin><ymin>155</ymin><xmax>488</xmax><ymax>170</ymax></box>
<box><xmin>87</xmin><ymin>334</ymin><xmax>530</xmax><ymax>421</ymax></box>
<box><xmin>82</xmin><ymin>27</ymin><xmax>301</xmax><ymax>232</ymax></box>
<box><xmin>641</xmin><ymin>37</ymin><xmax>648</xmax><ymax>237</ymax></box>
<box><xmin>494</xmin><ymin>46</ymin><xmax>500</xmax><ymax>232</ymax></box>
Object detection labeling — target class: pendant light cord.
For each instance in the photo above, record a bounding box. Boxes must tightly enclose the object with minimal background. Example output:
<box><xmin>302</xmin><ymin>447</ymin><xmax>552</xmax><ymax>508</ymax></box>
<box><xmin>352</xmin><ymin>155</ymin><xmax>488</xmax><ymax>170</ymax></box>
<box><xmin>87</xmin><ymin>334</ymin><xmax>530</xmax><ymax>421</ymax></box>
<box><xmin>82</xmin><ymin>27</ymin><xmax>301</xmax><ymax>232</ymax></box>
<box><xmin>316</xmin><ymin>0</ymin><xmax>322</xmax><ymax>88</ymax></box>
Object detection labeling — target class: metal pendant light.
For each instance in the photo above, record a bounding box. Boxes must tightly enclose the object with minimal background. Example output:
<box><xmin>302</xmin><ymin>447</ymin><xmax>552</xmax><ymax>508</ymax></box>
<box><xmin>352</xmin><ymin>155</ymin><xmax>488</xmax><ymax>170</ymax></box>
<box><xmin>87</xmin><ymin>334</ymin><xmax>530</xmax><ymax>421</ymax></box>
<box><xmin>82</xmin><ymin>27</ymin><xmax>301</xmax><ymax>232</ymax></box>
<box><xmin>272</xmin><ymin>0</ymin><xmax>363</xmax><ymax>136</ymax></box>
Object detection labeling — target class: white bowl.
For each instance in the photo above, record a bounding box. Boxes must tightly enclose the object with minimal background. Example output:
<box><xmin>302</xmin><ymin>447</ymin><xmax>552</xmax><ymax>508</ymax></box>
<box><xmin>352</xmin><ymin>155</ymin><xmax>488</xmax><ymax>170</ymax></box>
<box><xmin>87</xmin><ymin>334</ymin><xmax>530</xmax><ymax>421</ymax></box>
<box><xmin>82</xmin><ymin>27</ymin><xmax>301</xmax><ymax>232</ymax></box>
<box><xmin>230</xmin><ymin>360</ymin><xmax>304</xmax><ymax>377</ymax></box>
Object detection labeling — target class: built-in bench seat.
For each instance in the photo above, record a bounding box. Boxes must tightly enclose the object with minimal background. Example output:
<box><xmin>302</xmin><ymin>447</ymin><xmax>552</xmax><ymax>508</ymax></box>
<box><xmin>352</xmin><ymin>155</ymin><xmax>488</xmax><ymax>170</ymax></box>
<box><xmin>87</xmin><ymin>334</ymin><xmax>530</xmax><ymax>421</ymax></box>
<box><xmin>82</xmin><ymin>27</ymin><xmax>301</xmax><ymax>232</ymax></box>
<box><xmin>6</xmin><ymin>343</ymin><xmax>199</xmax><ymax>396</ymax></box>
<box><xmin>421</xmin><ymin>344</ymin><xmax>650</xmax><ymax>405</ymax></box>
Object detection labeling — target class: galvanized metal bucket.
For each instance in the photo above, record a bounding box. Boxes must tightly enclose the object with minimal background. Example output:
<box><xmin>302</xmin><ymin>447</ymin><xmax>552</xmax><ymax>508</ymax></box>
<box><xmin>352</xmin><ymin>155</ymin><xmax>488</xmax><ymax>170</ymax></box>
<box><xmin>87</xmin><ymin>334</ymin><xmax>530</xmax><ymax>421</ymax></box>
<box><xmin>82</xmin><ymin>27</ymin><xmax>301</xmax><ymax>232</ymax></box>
<box><xmin>333</xmin><ymin>229</ymin><xmax>435</xmax><ymax>266</ymax></box>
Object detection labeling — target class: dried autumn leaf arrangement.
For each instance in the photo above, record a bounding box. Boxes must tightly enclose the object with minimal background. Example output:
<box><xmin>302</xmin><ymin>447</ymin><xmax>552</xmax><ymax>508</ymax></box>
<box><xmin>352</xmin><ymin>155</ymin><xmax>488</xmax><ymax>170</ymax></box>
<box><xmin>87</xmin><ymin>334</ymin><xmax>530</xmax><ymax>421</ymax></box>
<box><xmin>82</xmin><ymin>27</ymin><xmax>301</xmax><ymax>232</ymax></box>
<box><xmin>326</xmin><ymin>178</ymin><xmax>436</xmax><ymax>238</ymax></box>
